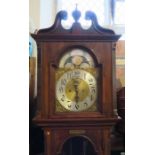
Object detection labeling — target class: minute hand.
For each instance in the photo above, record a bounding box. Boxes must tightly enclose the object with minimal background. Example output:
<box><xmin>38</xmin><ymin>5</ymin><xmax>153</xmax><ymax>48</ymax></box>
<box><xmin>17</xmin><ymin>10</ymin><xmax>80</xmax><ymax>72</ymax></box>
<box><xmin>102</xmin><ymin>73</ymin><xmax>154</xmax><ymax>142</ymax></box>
<box><xmin>74</xmin><ymin>80</ymin><xmax>79</xmax><ymax>104</ymax></box>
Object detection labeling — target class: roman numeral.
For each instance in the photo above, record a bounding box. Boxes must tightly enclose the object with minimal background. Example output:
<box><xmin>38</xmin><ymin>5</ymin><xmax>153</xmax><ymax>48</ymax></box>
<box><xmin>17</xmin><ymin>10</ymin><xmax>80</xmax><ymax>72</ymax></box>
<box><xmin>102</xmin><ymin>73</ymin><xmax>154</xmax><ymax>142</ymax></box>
<box><xmin>84</xmin><ymin>102</ymin><xmax>88</xmax><ymax>106</ymax></box>
<box><xmin>61</xmin><ymin>79</ymin><xmax>66</xmax><ymax>86</ymax></box>
<box><xmin>59</xmin><ymin>87</ymin><xmax>63</xmax><ymax>93</ymax></box>
<box><xmin>68</xmin><ymin>104</ymin><xmax>71</xmax><ymax>108</ymax></box>
<box><xmin>75</xmin><ymin>104</ymin><xmax>79</xmax><ymax>110</ymax></box>
<box><xmin>90</xmin><ymin>95</ymin><xmax>94</xmax><ymax>101</ymax></box>
<box><xmin>88</xmin><ymin>78</ymin><xmax>93</xmax><ymax>83</ymax></box>
<box><xmin>61</xmin><ymin>95</ymin><xmax>65</xmax><ymax>102</ymax></box>
<box><xmin>91</xmin><ymin>87</ymin><xmax>96</xmax><ymax>94</ymax></box>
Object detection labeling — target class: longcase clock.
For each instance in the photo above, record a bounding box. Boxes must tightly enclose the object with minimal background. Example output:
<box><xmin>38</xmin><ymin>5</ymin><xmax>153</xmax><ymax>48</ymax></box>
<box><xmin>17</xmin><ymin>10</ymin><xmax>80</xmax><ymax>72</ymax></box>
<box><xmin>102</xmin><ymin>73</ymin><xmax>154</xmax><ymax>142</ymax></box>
<box><xmin>31</xmin><ymin>8</ymin><xmax>121</xmax><ymax>155</ymax></box>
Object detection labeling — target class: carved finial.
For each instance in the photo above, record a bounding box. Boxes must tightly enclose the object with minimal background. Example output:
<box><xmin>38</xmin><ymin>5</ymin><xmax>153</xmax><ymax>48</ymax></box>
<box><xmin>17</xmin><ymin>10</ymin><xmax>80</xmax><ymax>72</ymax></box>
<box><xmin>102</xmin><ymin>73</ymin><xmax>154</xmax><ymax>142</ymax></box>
<box><xmin>72</xmin><ymin>4</ymin><xmax>81</xmax><ymax>22</ymax></box>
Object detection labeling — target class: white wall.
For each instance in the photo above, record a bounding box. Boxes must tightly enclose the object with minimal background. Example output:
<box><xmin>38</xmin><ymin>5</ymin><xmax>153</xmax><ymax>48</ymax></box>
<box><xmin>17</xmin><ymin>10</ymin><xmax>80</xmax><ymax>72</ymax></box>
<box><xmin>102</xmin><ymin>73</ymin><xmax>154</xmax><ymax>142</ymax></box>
<box><xmin>29</xmin><ymin>0</ymin><xmax>57</xmax><ymax>32</ymax></box>
<box><xmin>29</xmin><ymin>0</ymin><xmax>58</xmax><ymax>97</ymax></box>
<box><xmin>29</xmin><ymin>0</ymin><xmax>40</xmax><ymax>33</ymax></box>
<box><xmin>40</xmin><ymin>0</ymin><xmax>57</xmax><ymax>29</ymax></box>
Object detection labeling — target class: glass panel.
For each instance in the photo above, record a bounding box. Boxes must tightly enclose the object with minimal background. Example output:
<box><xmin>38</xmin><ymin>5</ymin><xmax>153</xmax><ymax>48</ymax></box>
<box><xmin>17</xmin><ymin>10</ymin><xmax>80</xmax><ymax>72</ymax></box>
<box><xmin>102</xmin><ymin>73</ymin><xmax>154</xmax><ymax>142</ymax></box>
<box><xmin>62</xmin><ymin>137</ymin><xmax>96</xmax><ymax>155</ymax></box>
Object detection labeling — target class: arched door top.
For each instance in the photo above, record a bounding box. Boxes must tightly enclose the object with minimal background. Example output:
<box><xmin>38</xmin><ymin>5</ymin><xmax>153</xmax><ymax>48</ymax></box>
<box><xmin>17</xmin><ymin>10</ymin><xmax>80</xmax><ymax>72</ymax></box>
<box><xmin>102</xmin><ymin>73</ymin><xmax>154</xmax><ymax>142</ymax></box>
<box><xmin>58</xmin><ymin>135</ymin><xmax>98</xmax><ymax>155</ymax></box>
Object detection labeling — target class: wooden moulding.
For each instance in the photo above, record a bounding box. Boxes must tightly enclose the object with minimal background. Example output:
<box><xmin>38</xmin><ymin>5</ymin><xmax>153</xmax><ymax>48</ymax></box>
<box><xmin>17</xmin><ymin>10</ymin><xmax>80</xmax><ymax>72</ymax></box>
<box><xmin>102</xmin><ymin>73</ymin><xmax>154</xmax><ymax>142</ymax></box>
<box><xmin>31</xmin><ymin>10</ymin><xmax>121</xmax><ymax>42</ymax></box>
<box><xmin>33</xmin><ymin>117</ymin><xmax>119</xmax><ymax>128</ymax></box>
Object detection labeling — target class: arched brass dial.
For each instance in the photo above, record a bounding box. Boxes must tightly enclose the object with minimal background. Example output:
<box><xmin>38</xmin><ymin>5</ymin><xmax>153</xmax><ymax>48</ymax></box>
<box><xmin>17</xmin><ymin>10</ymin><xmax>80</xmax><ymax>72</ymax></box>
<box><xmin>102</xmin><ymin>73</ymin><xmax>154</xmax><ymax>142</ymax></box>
<box><xmin>56</xmin><ymin>69</ymin><xmax>97</xmax><ymax>112</ymax></box>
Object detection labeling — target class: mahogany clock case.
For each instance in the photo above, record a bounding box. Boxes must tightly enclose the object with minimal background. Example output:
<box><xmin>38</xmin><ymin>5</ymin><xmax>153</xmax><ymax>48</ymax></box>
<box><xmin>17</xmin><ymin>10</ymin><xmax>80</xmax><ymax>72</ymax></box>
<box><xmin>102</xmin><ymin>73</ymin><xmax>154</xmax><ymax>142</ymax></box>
<box><xmin>31</xmin><ymin>10</ymin><xmax>121</xmax><ymax>155</ymax></box>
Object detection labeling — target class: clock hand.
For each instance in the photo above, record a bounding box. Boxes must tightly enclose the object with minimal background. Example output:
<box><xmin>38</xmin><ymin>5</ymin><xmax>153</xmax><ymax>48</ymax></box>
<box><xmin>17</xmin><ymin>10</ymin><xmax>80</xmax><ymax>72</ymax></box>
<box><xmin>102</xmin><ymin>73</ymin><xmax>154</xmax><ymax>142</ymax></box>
<box><xmin>73</xmin><ymin>80</ymin><xmax>79</xmax><ymax>104</ymax></box>
<box><xmin>75</xmin><ymin>90</ymin><xmax>79</xmax><ymax>104</ymax></box>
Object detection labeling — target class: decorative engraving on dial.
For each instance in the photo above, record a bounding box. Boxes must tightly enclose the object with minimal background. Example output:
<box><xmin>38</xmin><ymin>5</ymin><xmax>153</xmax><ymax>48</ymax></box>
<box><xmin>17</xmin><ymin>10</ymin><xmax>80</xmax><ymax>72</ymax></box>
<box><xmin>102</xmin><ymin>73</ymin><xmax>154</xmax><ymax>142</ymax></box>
<box><xmin>65</xmin><ymin>79</ymin><xmax>89</xmax><ymax>102</ymax></box>
<box><xmin>56</xmin><ymin>69</ymin><xmax>97</xmax><ymax>112</ymax></box>
<box><xmin>59</xmin><ymin>48</ymin><xmax>95</xmax><ymax>68</ymax></box>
